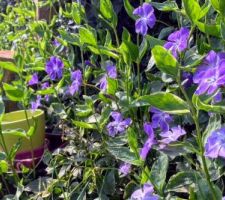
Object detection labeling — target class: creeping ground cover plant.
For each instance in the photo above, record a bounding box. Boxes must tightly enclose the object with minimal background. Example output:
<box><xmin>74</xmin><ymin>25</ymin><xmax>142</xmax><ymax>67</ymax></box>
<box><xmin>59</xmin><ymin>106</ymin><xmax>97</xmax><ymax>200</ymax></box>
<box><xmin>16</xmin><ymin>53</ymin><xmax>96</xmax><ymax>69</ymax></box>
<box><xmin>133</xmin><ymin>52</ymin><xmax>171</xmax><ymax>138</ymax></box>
<box><xmin>2</xmin><ymin>0</ymin><xmax>225</xmax><ymax>199</ymax></box>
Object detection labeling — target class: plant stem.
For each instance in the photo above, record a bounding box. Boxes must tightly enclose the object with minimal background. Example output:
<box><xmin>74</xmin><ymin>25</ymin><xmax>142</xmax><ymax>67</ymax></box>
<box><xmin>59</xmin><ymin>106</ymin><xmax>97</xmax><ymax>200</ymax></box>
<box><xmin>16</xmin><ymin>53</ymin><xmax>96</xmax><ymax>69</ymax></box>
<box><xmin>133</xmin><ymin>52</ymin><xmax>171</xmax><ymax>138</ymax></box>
<box><xmin>80</xmin><ymin>46</ymin><xmax>86</xmax><ymax>95</ymax></box>
<box><xmin>113</xmin><ymin>27</ymin><xmax>119</xmax><ymax>47</ymax></box>
<box><xmin>177</xmin><ymin>69</ymin><xmax>217</xmax><ymax>200</ymax></box>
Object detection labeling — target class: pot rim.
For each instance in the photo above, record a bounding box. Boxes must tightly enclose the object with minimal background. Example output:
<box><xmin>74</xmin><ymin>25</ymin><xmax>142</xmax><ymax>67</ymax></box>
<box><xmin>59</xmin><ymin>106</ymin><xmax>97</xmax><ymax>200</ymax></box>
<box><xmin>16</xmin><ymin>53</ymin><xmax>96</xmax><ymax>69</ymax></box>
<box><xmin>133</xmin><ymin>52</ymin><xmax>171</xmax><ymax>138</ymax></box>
<box><xmin>2</xmin><ymin>109</ymin><xmax>44</xmax><ymax>126</ymax></box>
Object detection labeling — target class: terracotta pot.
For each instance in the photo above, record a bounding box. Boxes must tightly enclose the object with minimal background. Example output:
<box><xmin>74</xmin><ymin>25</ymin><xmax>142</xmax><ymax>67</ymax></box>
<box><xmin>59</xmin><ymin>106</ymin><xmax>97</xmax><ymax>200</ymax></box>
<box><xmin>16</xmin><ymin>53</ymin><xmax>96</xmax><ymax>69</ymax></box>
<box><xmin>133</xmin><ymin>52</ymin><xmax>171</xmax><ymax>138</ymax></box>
<box><xmin>1</xmin><ymin>109</ymin><xmax>45</xmax><ymax>153</ymax></box>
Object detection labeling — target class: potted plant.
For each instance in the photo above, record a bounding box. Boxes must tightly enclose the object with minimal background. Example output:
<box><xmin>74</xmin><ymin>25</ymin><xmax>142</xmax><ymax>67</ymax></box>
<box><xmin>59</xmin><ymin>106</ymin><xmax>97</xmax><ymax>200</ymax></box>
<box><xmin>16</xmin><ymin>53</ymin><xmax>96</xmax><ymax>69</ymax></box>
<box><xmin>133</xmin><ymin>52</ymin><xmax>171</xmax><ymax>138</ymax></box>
<box><xmin>0</xmin><ymin>109</ymin><xmax>46</xmax><ymax>169</ymax></box>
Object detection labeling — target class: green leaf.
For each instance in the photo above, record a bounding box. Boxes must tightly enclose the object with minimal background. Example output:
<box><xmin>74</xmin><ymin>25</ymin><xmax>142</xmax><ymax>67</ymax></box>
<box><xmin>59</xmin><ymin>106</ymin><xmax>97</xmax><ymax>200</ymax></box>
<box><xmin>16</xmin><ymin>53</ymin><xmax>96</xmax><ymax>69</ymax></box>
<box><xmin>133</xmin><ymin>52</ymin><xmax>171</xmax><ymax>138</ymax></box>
<box><xmin>120</xmin><ymin>41</ymin><xmax>139</xmax><ymax>64</ymax></box>
<box><xmin>124</xmin><ymin>0</ymin><xmax>135</xmax><ymax>20</ymax></box>
<box><xmin>79</xmin><ymin>27</ymin><xmax>97</xmax><ymax>46</ymax></box>
<box><xmin>107</xmin><ymin>78</ymin><xmax>118</xmax><ymax>95</ymax></box>
<box><xmin>151</xmin><ymin>1</ymin><xmax>178</xmax><ymax>11</ymax></box>
<box><xmin>146</xmin><ymin>36</ymin><xmax>165</xmax><ymax>49</ymax></box>
<box><xmin>127</xmin><ymin>127</ymin><xmax>138</xmax><ymax>153</ymax></box>
<box><xmin>195</xmin><ymin>21</ymin><xmax>220</xmax><ymax>38</ymax></box>
<box><xmin>0</xmin><ymin>61</ymin><xmax>18</xmax><ymax>73</ymax></box>
<box><xmin>182</xmin><ymin>0</ymin><xmax>201</xmax><ymax>22</ymax></box>
<box><xmin>220</xmin><ymin>20</ymin><xmax>225</xmax><ymax>40</ymax></box>
<box><xmin>192</xmin><ymin>94</ymin><xmax>225</xmax><ymax>113</ymax></box>
<box><xmin>152</xmin><ymin>45</ymin><xmax>178</xmax><ymax>76</ymax></box>
<box><xmin>0</xmin><ymin>160</ymin><xmax>8</xmax><ymax>174</ymax></box>
<box><xmin>3</xmin><ymin>83</ymin><xmax>24</xmax><ymax>102</ymax></box>
<box><xmin>0</xmin><ymin>98</ymin><xmax>5</xmax><ymax>122</ymax></box>
<box><xmin>150</xmin><ymin>153</ymin><xmax>168</xmax><ymax>192</ymax></box>
<box><xmin>37</xmin><ymin>87</ymin><xmax>55</xmax><ymax>95</ymax></box>
<box><xmin>71</xmin><ymin>2</ymin><xmax>85</xmax><ymax>24</ymax></box>
<box><xmin>2</xmin><ymin>128</ymin><xmax>27</xmax><ymax>138</ymax></box>
<box><xmin>100</xmin><ymin>0</ymin><xmax>117</xmax><ymax>27</ymax></box>
<box><xmin>77</xmin><ymin>181</ymin><xmax>89</xmax><ymax>200</ymax></box>
<box><xmin>107</xmin><ymin>146</ymin><xmax>142</xmax><ymax>166</ymax></box>
<box><xmin>102</xmin><ymin>170</ymin><xmax>115</xmax><ymax>195</ymax></box>
<box><xmin>211</xmin><ymin>0</ymin><xmax>219</xmax><ymax>11</ymax></box>
<box><xmin>73</xmin><ymin>121</ymin><xmax>97</xmax><ymax>129</ymax></box>
<box><xmin>131</xmin><ymin>92</ymin><xmax>189</xmax><ymax>114</ymax></box>
<box><xmin>59</xmin><ymin>29</ymin><xmax>80</xmax><ymax>46</ymax></box>
<box><xmin>166</xmin><ymin>171</ymin><xmax>201</xmax><ymax>192</ymax></box>
<box><xmin>139</xmin><ymin>38</ymin><xmax>148</xmax><ymax>61</ymax></box>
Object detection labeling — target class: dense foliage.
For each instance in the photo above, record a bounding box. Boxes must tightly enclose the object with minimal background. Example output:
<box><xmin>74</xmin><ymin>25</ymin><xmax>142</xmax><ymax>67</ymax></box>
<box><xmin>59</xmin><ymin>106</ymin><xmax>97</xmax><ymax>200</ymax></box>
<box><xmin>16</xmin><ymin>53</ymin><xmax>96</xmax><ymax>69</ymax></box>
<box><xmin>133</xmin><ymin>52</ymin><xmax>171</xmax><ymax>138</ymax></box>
<box><xmin>1</xmin><ymin>0</ymin><xmax>225</xmax><ymax>199</ymax></box>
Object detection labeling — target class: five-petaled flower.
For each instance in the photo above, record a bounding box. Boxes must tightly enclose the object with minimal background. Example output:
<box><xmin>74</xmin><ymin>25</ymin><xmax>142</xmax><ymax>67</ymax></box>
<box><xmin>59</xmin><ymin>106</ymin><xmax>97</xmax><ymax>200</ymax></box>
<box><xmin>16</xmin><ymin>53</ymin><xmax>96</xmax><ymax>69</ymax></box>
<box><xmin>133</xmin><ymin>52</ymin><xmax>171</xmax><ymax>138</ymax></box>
<box><xmin>150</xmin><ymin>107</ymin><xmax>173</xmax><ymax>132</ymax></box>
<box><xmin>119</xmin><ymin>162</ymin><xmax>131</xmax><ymax>176</ymax></box>
<box><xmin>164</xmin><ymin>27</ymin><xmax>190</xmax><ymax>58</ymax></box>
<box><xmin>193</xmin><ymin>50</ymin><xmax>225</xmax><ymax>96</ymax></box>
<box><xmin>133</xmin><ymin>3</ymin><xmax>156</xmax><ymax>36</ymax></box>
<box><xmin>205</xmin><ymin>127</ymin><xmax>225</xmax><ymax>159</ymax></box>
<box><xmin>45</xmin><ymin>56</ymin><xmax>64</xmax><ymax>81</ymax></box>
<box><xmin>131</xmin><ymin>183</ymin><xmax>159</xmax><ymax>200</ymax></box>
<box><xmin>31</xmin><ymin>95</ymin><xmax>41</xmax><ymax>111</ymax></box>
<box><xmin>159</xmin><ymin>125</ymin><xmax>186</xmax><ymax>149</ymax></box>
<box><xmin>69</xmin><ymin>70</ymin><xmax>83</xmax><ymax>95</ymax></box>
<box><xmin>28</xmin><ymin>73</ymin><xmax>39</xmax><ymax>86</ymax></box>
<box><xmin>107</xmin><ymin>112</ymin><xmax>132</xmax><ymax>137</ymax></box>
<box><xmin>140</xmin><ymin>122</ymin><xmax>156</xmax><ymax>160</ymax></box>
<box><xmin>99</xmin><ymin>64</ymin><xmax>117</xmax><ymax>91</ymax></box>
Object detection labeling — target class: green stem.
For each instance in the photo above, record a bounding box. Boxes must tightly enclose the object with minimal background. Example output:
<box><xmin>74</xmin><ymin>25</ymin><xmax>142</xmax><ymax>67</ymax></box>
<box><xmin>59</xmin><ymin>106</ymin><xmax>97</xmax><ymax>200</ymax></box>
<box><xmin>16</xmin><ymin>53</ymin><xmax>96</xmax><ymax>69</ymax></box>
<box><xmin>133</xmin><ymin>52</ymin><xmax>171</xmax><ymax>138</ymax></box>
<box><xmin>177</xmin><ymin>69</ymin><xmax>217</xmax><ymax>200</ymax></box>
<box><xmin>80</xmin><ymin>46</ymin><xmax>86</xmax><ymax>95</ymax></box>
<box><xmin>113</xmin><ymin>27</ymin><xmax>120</xmax><ymax>47</ymax></box>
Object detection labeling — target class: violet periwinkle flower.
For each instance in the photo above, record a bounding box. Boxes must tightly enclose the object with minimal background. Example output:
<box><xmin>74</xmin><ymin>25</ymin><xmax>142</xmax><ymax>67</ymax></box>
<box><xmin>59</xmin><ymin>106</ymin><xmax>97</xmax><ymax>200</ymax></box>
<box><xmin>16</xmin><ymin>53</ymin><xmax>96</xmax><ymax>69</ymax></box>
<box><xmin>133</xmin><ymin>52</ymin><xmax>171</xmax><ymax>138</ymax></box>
<box><xmin>99</xmin><ymin>64</ymin><xmax>117</xmax><ymax>91</ymax></box>
<box><xmin>69</xmin><ymin>70</ymin><xmax>83</xmax><ymax>95</ymax></box>
<box><xmin>119</xmin><ymin>163</ymin><xmax>131</xmax><ymax>176</ymax></box>
<box><xmin>28</xmin><ymin>73</ymin><xmax>39</xmax><ymax>86</ymax></box>
<box><xmin>205</xmin><ymin>127</ymin><xmax>225</xmax><ymax>159</ymax></box>
<box><xmin>150</xmin><ymin>107</ymin><xmax>173</xmax><ymax>132</ymax></box>
<box><xmin>130</xmin><ymin>183</ymin><xmax>159</xmax><ymax>200</ymax></box>
<box><xmin>182</xmin><ymin>72</ymin><xmax>193</xmax><ymax>88</ymax></box>
<box><xmin>41</xmin><ymin>82</ymin><xmax>50</xmax><ymax>102</ymax></box>
<box><xmin>133</xmin><ymin>3</ymin><xmax>156</xmax><ymax>36</ymax></box>
<box><xmin>45</xmin><ymin>56</ymin><xmax>64</xmax><ymax>81</ymax></box>
<box><xmin>31</xmin><ymin>95</ymin><xmax>41</xmax><ymax>111</ymax></box>
<box><xmin>164</xmin><ymin>27</ymin><xmax>190</xmax><ymax>58</ymax></box>
<box><xmin>107</xmin><ymin>112</ymin><xmax>132</xmax><ymax>137</ymax></box>
<box><xmin>52</xmin><ymin>39</ymin><xmax>60</xmax><ymax>47</ymax></box>
<box><xmin>193</xmin><ymin>50</ymin><xmax>225</xmax><ymax>96</ymax></box>
<box><xmin>159</xmin><ymin>125</ymin><xmax>186</xmax><ymax>149</ymax></box>
<box><xmin>140</xmin><ymin>123</ymin><xmax>156</xmax><ymax>160</ymax></box>
<box><xmin>213</xmin><ymin>92</ymin><xmax>222</xmax><ymax>104</ymax></box>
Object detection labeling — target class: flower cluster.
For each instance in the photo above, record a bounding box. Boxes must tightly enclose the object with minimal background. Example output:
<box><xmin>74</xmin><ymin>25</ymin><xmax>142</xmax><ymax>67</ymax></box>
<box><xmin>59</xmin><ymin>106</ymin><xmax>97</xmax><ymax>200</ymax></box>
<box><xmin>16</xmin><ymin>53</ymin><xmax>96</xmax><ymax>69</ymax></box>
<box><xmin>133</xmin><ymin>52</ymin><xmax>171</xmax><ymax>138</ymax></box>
<box><xmin>140</xmin><ymin>108</ymin><xmax>186</xmax><ymax>160</ymax></box>
<box><xmin>193</xmin><ymin>50</ymin><xmax>225</xmax><ymax>98</ymax></box>
<box><xmin>107</xmin><ymin>112</ymin><xmax>132</xmax><ymax>137</ymax></box>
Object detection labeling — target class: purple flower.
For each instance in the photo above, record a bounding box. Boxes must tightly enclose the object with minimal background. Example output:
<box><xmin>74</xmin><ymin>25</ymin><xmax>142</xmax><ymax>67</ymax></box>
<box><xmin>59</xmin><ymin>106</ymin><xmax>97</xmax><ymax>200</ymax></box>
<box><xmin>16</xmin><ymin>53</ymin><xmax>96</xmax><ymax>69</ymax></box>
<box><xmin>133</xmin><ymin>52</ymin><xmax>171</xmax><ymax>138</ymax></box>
<box><xmin>205</xmin><ymin>127</ymin><xmax>225</xmax><ymax>159</ymax></box>
<box><xmin>140</xmin><ymin>123</ymin><xmax>156</xmax><ymax>160</ymax></box>
<box><xmin>193</xmin><ymin>50</ymin><xmax>225</xmax><ymax>96</ymax></box>
<box><xmin>69</xmin><ymin>70</ymin><xmax>83</xmax><ymax>95</ymax></box>
<box><xmin>52</xmin><ymin>39</ymin><xmax>60</xmax><ymax>47</ymax></box>
<box><xmin>159</xmin><ymin>125</ymin><xmax>186</xmax><ymax>149</ymax></box>
<box><xmin>213</xmin><ymin>92</ymin><xmax>222</xmax><ymax>104</ymax></box>
<box><xmin>131</xmin><ymin>183</ymin><xmax>159</xmax><ymax>200</ymax></box>
<box><xmin>164</xmin><ymin>28</ymin><xmax>190</xmax><ymax>58</ymax></box>
<box><xmin>182</xmin><ymin>72</ymin><xmax>193</xmax><ymax>88</ymax></box>
<box><xmin>41</xmin><ymin>82</ymin><xmax>50</xmax><ymax>102</ymax></box>
<box><xmin>45</xmin><ymin>56</ymin><xmax>64</xmax><ymax>81</ymax></box>
<box><xmin>119</xmin><ymin>163</ymin><xmax>131</xmax><ymax>176</ymax></box>
<box><xmin>133</xmin><ymin>3</ymin><xmax>156</xmax><ymax>36</ymax></box>
<box><xmin>28</xmin><ymin>73</ymin><xmax>39</xmax><ymax>86</ymax></box>
<box><xmin>107</xmin><ymin>112</ymin><xmax>132</xmax><ymax>137</ymax></box>
<box><xmin>98</xmin><ymin>64</ymin><xmax>117</xmax><ymax>91</ymax></box>
<box><xmin>150</xmin><ymin>107</ymin><xmax>173</xmax><ymax>132</ymax></box>
<box><xmin>31</xmin><ymin>95</ymin><xmax>41</xmax><ymax>111</ymax></box>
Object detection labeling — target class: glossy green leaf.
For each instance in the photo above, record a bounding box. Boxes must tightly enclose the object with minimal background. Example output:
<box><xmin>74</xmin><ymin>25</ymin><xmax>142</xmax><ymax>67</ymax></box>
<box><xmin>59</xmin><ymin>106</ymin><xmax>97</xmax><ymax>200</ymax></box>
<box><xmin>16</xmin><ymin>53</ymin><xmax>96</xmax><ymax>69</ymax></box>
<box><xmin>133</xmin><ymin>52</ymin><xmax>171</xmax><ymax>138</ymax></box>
<box><xmin>151</xmin><ymin>1</ymin><xmax>178</xmax><ymax>11</ymax></box>
<box><xmin>127</xmin><ymin>127</ymin><xmax>138</xmax><ymax>153</ymax></box>
<box><xmin>124</xmin><ymin>0</ymin><xmax>135</xmax><ymax>20</ymax></box>
<box><xmin>196</xmin><ymin>21</ymin><xmax>220</xmax><ymax>38</ymax></box>
<box><xmin>79</xmin><ymin>27</ymin><xmax>97</xmax><ymax>46</ymax></box>
<box><xmin>3</xmin><ymin>83</ymin><xmax>24</xmax><ymax>102</ymax></box>
<box><xmin>166</xmin><ymin>171</ymin><xmax>201</xmax><ymax>192</ymax></box>
<box><xmin>73</xmin><ymin>121</ymin><xmax>97</xmax><ymax>129</ymax></box>
<box><xmin>2</xmin><ymin>128</ymin><xmax>27</xmax><ymax>138</ymax></box>
<box><xmin>139</xmin><ymin>38</ymin><xmax>148</xmax><ymax>61</ymax></box>
<box><xmin>0</xmin><ymin>160</ymin><xmax>8</xmax><ymax>174</ymax></box>
<box><xmin>0</xmin><ymin>61</ymin><xmax>18</xmax><ymax>73</ymax></box>
<box><xmin>151</xmin><ymin>153</ymin><xmax>168</xmax><ymax>192</ymax></box>
<box><xmin>131</xmin><ymin>92</ymin><xmax>189</xmax><ymax>114</ymax></box>
<box><xmin>0</xmin><ymin>97</ymin><xmax>4</xmax><ymax>122</ymax></box>
<box><xmin>100</xmin><ymin>0</ymin><xmax>117</xmax><ymax>27</ymax></box>
<box><xmin>107</xmin><ymin>78</ymin><xmax>118</xmax><ymax>95</ymax></box>
<box><xmin>152</xmin><ymin>45</ymin><xmax>178</xmax><ymax>76</ymax></box>
<box><xmin>107</xmin><ymin>146</ymin><xmax>142</xmax><ymax>166</ymax></box>
<box><xmin>120</xmin><ymin>40</ymin><xmax>139</xmax><ymax>64</ymax></box>
<box><xmin>182</xmin><ymin>0</ymin><xmax>201</xmax><ymax>22</ymax></box>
